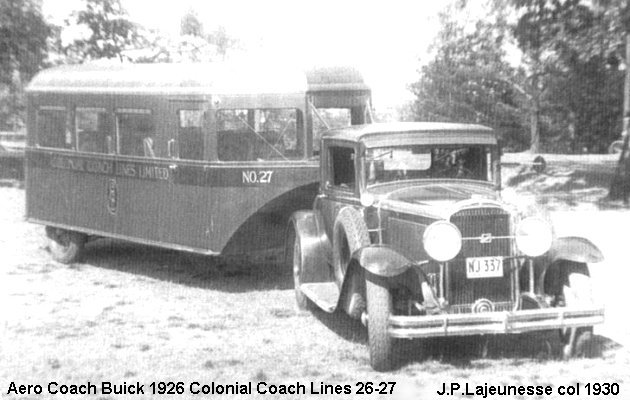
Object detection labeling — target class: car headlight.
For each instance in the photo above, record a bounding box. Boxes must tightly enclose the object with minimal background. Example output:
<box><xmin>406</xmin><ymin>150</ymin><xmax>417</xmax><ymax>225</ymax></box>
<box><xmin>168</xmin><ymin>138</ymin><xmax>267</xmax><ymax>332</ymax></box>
<box><xmin>515</xmin><ymin>217</ymin><xmax>553</xmax><ymax>257</ymax></box>
<box><xmin>423</xmin><ymin>221</ymin><xmax>462</xmax><ymax>262</ymax></box>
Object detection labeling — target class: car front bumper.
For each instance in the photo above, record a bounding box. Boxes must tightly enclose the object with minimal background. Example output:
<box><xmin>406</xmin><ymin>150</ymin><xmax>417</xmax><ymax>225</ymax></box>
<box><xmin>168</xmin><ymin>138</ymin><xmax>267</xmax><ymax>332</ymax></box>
<box><xmin>388</xmin><ymin>306</ymin><xmax>605</xmax><ymax>338</ymax></box>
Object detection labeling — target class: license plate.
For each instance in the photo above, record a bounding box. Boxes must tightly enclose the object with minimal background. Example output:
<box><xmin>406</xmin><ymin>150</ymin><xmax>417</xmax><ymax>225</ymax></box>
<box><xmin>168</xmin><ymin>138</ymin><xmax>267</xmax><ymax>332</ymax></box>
<box><xmin>466</xmin><ymin>257</ymin><xmax>503</xmax><ymax>279</ymax></box>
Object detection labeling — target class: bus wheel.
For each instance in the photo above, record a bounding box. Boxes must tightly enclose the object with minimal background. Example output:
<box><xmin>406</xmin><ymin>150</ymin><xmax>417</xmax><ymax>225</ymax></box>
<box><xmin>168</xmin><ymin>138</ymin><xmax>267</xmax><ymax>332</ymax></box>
<box><xmin>46</xmin><ymin>227</ymin><xmax>87</xmax><ymax>264</ymax></box>
<box><xmin>366</xmin><ymin>275</ymin><xmax>394</xmax><ymax>371</ymax></box>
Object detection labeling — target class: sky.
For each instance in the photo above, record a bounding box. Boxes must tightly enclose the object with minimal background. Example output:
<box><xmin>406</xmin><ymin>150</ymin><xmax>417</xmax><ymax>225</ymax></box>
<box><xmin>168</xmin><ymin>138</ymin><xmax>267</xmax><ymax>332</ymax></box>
<box><xmin>41</xmin><ymin>0</ymin><xmax>454</xmax><ymax>109</ymax></box>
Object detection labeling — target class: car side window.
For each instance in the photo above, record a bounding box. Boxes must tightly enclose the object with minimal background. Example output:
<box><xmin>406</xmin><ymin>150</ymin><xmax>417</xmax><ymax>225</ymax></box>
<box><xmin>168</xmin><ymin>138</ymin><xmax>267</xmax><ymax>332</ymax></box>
<box><xmin>329</xmin><ymin>146</ymin><xmax>355</xmax><ymax>190</ymax></box>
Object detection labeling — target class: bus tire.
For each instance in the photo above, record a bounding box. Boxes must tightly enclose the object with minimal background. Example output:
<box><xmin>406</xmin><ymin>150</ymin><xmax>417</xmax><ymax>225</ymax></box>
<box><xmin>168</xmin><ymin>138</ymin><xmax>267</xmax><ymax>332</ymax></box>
<box><xmin>366</xmin><ymin>275</ymin><xmax>394</xmax><ymax>371</ymax></box>
<box><xmin>46</xmin><ymin>227</ymin><xmax>87</xmax><ymax>264</ymax></box>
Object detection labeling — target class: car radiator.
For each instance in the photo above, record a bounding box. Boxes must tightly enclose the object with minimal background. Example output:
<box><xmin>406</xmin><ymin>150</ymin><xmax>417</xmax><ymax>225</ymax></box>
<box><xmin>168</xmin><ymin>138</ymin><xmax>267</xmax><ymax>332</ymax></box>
<box><xmin>448</xmin><ymin>207</ymin><xmax>515</xmax><ymax>314</ymax></box>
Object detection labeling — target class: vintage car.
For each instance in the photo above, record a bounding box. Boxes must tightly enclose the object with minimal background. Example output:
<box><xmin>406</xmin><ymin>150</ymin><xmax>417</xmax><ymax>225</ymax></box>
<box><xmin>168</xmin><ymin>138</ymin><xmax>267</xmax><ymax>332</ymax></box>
<box><xmin>285</xmin><ymin>122</ymin><xmax>604</xmax><ymax>370</ymax></box>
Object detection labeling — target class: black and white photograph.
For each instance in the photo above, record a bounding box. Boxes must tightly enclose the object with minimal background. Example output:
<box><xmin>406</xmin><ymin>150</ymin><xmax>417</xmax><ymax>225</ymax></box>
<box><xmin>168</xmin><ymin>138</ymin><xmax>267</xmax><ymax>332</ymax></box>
<box><xmin>1</xmin><ymin>0</ymin><xmax>628</xmax><ymax>398</ymax></box>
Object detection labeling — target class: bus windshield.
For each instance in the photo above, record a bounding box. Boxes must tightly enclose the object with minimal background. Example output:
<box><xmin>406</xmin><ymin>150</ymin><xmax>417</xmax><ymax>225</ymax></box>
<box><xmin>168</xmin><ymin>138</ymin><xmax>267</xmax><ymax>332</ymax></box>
<box><xmin>365</xmin><ymin>145</ymin><xmax>493</xmax><ymax>186</ymax></box>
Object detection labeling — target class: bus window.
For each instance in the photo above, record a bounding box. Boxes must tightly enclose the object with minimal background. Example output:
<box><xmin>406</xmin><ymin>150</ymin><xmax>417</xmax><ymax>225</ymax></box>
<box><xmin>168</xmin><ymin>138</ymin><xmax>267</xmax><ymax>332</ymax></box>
<box><xmin>76</xmin><ymin>108</ymin><xmax>111</xmax><ymax>154</ymax></box>
<box><xmin>312</xmin><ymin>108</ymin><xmax>351</xmax><ymax>155</ymax></box>
<box><xmin>216</xmin><ymin>108</ymin><xmax>303</xmax><ymax>161</ymax></box>
<box><xmin>178</xmin><ymin>109</ymin><xmax>204</xmax><ymax>160</ymax></box>
<box><xmin>117</xmin><ymin>109</ymin><xmax>155</xmax><ymax>157</ymax></box>
<box><xmin>37</xmin><ymin>107</ymin><xmax>72</xmax><ymax>149</ymax></box>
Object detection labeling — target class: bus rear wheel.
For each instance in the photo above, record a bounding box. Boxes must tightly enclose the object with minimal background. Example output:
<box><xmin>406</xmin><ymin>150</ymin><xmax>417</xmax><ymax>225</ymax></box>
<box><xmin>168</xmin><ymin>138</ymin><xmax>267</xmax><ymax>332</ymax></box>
<box><xmin>46</xmin><ymin>227</ymin><xmax>87</xmax><ymax>264</ymax></box>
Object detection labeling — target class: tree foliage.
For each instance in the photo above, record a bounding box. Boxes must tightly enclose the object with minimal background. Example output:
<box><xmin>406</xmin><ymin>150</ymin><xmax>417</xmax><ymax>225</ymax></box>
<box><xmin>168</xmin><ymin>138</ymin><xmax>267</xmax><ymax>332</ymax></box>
<box><xmin>510</xmin><ymin>0</ymin><xmax>625</xmax><ymax>152</ymax></box>
<box><xmin>63</xmin><ymin>0</ymin><xmax>144</xmax><ymax>62</ymax></box>
<box><xmin>414</xmin><ymin>0</ymin><xmax>628</xmax><ymax>153</ymax></box>
<box><xmin>0</xmin><ymin>0</ymin><xmax>52</xmax><ymax>130</ymax></box>
<box><xmin>411</xmin><ymin>10</ymin><xmax>529</xmax><ymax>150</ymax></box>
<box><xmin>133</xmin><ymin>9</ymin><xmax>238</xmax><ymax>63</ymax></box>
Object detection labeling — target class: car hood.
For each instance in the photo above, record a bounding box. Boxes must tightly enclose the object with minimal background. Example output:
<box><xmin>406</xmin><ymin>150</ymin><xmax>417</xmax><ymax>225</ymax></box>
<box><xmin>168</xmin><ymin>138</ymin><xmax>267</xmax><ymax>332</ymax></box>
<box><xmin>370</xmin><ymin>181</ymin><xmax>503</xmax><ymax>219</ymax></box>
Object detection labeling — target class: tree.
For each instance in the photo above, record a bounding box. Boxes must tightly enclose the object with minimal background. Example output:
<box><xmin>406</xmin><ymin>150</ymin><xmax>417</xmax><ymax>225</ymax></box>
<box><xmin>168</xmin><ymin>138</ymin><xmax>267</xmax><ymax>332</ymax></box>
<box><xmin>63</xmin><ymin>0</ymin><xmax>144</xmax><ymax>62</ymax></box>
<box><xmin>134</xmin><ymin>9</ymin><xmax>238</xmax><ymax>63</ymax></box>
<box><xmin>0</xmin><ymin>0</ymin><xmax>52</xmax><ymax>130</ymax></box>
<box><xmin>510</xmin><ymin>0</ymin><xmax>625</xmax><ymax>152</ymax></box>
<box><xmin>180</xmin><ymin>8</ymin><xmax>203</xmax><ymax>37</ymax></box>
<box><xmin>411</xmin><ymin>8</ymin><xmax>529</xmax><ymax>150</ymax></box>
<box><xmin>420</xmin><ymin>0</ymin><xmax>627</xmax><ymax>153</ymax></box>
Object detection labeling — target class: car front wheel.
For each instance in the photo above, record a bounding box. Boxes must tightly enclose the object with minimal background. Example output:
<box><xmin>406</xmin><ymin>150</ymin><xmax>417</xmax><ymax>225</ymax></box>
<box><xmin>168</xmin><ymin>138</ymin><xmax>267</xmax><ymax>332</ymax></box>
<box><xmin>366</xmin><ymin>275</ymin><xmax>394</xmax><ymax>371</ymax></box>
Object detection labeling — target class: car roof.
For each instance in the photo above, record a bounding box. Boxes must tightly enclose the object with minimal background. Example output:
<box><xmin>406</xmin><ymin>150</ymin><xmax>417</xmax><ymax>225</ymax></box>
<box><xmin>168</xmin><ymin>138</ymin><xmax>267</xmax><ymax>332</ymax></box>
<box><xmin>322</xmin><ymin>122</ymin><xmax>497</xmax><ymax>146</ymax></box>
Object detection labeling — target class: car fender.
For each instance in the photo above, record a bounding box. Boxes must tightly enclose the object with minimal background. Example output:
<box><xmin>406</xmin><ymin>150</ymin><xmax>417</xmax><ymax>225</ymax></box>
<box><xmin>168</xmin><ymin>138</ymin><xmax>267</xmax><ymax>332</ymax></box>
<box><xmin>288</xmin><ymin>210</ymin><xmax>331</xmax><ymax>283</ymax></box>
<box><xmin>351</xmin><ymin>245</ymin><xmax>414</xmax><ymax>278</ymax></box>
<box><xmin>547</xmin><ymin>236</ymin><xmax>604</xmax><ymax>264</ymax></box>
<box><xmin>537</xmin><ymin>237</ymin><xmax>603</xmax><ymax>296</ymax></box>
<box><xmin>345</xmin><ymin>245</ymin><xmax>440</xmax><ymax>314</ymax></box>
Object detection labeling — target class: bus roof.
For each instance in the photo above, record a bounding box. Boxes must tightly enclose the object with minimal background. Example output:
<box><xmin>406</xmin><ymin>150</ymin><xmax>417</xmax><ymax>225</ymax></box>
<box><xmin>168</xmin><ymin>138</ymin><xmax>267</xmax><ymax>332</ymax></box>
<box><xmin>26</xmin><ymin>63</ymin><xmax>370</xmax><ymax>97</ymax></box>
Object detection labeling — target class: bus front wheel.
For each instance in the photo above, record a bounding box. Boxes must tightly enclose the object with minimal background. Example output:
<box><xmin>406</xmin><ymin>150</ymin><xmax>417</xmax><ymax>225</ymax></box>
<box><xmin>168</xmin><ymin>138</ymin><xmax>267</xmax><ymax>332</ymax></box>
<box><xmin>46</xmin><ymin>227</ymin><xmax>87</xmax><ymax>264</ymax></box>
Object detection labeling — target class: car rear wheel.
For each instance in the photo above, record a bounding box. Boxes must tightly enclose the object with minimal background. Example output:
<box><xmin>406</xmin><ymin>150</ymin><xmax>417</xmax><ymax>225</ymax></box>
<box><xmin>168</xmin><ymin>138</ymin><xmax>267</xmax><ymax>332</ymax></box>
<box><xmin>46</xmin><ymin>227</ymin><xmax>87</xmax><ymax>264</ymax></box>
<box><xmin>286</xmin><ymin>225</ymin><xmax>308</xmax><ymax>310</ymax></box>
<box><xmin>366</xmin><ymin>275</ymin><xmax>394</xmax><ymax>371</ymax></box>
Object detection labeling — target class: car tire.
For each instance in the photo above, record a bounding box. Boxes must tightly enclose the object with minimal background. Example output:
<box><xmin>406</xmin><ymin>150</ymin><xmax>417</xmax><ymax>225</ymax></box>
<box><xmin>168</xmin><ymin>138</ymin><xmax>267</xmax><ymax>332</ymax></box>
<box><xmin>285</xmin><ymin>225</ymin><xmax>309</xmax><ymax>310</ymax></box>
<box><xmin>560</xmin><ymin>262</ymin><xmax>599</xmax><ymax>359</ymax></box>
<box><xmin>46</xmin><ymin>227</ymin><xmax>87</xmax><ymax>264</ymax></box>
<box><xmin>332</xmin><ymin>207</ymin><xmax>369</xmax><ymax>284</ymax></box>
<box><xmin>366</xmin><ymin>275</ymin><xmax>394</xmax><ymax>371</ymax></box>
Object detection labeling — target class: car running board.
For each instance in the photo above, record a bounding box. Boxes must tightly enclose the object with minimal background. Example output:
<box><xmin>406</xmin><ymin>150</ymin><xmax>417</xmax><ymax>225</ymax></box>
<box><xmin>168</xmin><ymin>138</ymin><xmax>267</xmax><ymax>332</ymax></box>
<box><xmin>300</xmin><ymin>282</ymin><xmax>340</xmax><ymax>313</ymax></box>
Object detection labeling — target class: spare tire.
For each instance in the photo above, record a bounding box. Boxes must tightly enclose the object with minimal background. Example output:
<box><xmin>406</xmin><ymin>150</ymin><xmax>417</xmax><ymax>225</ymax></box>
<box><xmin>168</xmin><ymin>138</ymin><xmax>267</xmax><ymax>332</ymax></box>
<box><xmin>332</xmin><ymin>207</ymin><xmax>369</xmax><ymax>285</ymax></box>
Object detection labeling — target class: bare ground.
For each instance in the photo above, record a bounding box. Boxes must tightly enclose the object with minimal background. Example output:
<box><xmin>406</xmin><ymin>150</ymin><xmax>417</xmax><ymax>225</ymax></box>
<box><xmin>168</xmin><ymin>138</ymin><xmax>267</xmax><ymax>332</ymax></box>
<box><xmin>1</xmin><ymin>157</ymin><xmax>630</xmax><ymax>399</ymax></box>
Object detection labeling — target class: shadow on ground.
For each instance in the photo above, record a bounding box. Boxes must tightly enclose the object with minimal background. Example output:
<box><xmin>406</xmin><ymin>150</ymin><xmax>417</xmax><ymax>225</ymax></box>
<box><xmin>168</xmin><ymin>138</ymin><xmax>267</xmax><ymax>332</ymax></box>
<box><xmin>66</xmin><ymin>238</ymin><xmax>292</xmax><ymax>293</ymax></box>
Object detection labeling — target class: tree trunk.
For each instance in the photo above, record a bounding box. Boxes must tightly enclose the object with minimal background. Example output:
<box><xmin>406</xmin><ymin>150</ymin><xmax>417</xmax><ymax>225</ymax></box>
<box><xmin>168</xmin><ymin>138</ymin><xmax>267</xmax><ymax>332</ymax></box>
<box><xmin>529</xmin><ymin>59</ymin><xmax>541</xmax><ymax>154</ymax></box>
<box><xmin>529</xmin><ymin>104</ymin><xmax>540</xmax><ymax>153</ymax></box>
<box><xmin>608</xmin><ymin>32</ymin><xmax>630</xmax><ymax>202</ymax></box>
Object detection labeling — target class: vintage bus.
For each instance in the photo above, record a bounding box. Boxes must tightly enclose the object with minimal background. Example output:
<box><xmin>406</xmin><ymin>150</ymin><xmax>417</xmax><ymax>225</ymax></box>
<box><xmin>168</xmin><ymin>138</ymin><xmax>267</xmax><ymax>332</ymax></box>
<box><xmin>25</xmin><ymin>63</ymin><xmax>372</xmax><ymax>262</ymax></box>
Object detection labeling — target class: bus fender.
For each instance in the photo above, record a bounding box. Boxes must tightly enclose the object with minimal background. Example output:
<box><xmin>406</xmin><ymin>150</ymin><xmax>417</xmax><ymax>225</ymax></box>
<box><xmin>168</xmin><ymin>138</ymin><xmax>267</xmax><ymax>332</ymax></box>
<box><xmin>288</xmin><ymin>210</ymin><xmax>331</xmax><ymax>283</ymax></box>
<box><xmin>352</xmin><ymin>245</ymin><xmax>413</xmax><ymax>278</ymax></box>
<box><xmin>547</xmin><ymin>236</ymin><xmax>604</xmax><ymax>264</ymax></box>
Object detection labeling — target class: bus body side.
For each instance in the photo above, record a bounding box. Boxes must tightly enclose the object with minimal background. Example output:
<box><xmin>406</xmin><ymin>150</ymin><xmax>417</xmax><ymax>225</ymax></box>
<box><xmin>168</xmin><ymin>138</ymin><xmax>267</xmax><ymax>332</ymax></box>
<box><xmin>25</xmin><ymin>64</ymin><xmax>371</xmax><ymax>257</ymax></box>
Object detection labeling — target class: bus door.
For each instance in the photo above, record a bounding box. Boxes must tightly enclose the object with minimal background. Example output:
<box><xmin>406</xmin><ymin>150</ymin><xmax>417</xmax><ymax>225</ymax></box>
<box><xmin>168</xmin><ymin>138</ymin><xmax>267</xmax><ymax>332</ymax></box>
<box><xmin>72</xmin><ymin>103</ymin><xmax>117</xmax><ymax>234</ymax></box>
<box><xmin>161</xmin><ymin>100</ymin><xmax>213</xmax><ymax>251</ymax></box>
<box><xmin>112</xmin><ymin>102</ymin><xmax>172</xmax><ymax>244</ymax></box>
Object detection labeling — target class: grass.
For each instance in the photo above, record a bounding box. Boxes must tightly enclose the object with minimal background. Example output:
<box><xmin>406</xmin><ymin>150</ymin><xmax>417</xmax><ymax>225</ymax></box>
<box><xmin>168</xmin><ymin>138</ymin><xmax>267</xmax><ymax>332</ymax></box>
<box><xmin>1</xmin><ymin>157</ymin><xmax>629</xmax><ymax>399</ymax></box>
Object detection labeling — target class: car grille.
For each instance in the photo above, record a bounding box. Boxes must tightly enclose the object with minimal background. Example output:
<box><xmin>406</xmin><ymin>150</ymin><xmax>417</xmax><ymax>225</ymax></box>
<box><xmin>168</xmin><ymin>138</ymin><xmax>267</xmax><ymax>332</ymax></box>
<box><xmin>448</xmin><ymin>207</ymin><xmax>515</xmax><ymax>311</ymax></box>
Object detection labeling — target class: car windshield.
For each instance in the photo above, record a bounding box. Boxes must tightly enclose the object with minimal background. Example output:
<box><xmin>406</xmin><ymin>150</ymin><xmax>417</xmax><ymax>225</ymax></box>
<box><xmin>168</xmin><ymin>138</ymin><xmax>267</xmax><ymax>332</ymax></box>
<box><xmin>365</xmin><ymin>145</ymin><xmax>493</xmax><ymax>186</ymax></box>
